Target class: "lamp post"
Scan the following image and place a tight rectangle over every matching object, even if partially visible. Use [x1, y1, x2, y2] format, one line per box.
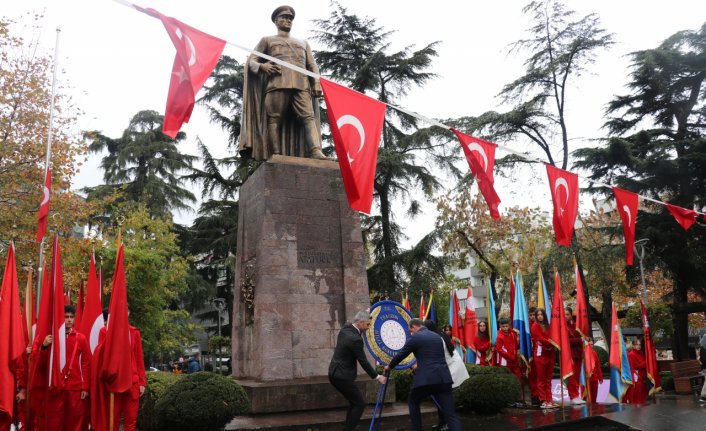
[212, 298, 226, 371]
[634, 239, 649, 305]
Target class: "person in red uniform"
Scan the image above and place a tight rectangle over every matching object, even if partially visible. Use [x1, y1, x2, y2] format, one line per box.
[565, 307, 585, 405]
[527, 307, 539, 405]
[627, 338, 648, 404]
[531, 308, 557, 409]
[586, 338, 603, 404]
[0, 349, 27, 431]
[41, 305, 91, 431]
[97, 309, 147, 431]
[493, 317, 522, 390]
[473, 320, 490, 366]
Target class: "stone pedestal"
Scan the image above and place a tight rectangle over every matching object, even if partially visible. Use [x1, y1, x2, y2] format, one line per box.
[232, 155, 375, 412]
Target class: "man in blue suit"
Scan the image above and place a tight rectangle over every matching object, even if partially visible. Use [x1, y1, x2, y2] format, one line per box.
[385, 318, 462, 431]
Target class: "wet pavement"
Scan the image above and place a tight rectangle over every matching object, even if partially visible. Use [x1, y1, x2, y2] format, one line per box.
[227, 393, 706, 430]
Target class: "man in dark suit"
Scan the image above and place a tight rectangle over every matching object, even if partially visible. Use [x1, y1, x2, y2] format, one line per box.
[385, 318, 462, 431]
[329, 310, 387, 431]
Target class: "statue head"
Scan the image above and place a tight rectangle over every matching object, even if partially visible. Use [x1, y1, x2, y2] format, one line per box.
[271, 5, 295, 23]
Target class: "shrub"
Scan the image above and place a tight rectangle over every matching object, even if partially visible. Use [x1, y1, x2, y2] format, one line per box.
[660, 371, 674, 391]
[138, 371, 183, 431]
[155, 372, 249, 431]
[377, 365, 414, 401]
[455, 365, 520, 414]
[593, 345, 608, 368]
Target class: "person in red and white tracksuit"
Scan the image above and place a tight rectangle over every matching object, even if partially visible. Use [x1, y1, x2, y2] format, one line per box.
[41, 305, 91, 431]
[565, 307, 585, 405]
[493, 317, 522, 393]
[531, 308, 557, 409]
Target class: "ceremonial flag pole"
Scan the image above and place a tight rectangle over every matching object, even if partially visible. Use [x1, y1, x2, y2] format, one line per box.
[24, 267, 34, 426]
[35, 27, 61, 310]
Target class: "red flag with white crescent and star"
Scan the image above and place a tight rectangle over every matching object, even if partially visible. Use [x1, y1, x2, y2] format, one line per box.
[320, 78, 386, 214]
[451, 129, 501, 219]
[134, 6, 226, 138]
[613, 187, 639, 265]
[665, 203, 698, 231]
[35, 169, 51, 243]
[545, 165, 579, 247]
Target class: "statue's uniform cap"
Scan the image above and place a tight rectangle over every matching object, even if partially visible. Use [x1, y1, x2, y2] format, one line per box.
[271, 6, 295, 22]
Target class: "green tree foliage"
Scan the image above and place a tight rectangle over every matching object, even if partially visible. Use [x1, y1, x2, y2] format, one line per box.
[313, 3, 457, 296]
[574, 22, 706, 359]
[101, 206, 194, 362]
[469, 0, 614, 169]
[85, 110, 196, 218]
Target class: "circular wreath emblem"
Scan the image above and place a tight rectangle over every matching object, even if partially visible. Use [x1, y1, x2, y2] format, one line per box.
[363, 300, 416, 369]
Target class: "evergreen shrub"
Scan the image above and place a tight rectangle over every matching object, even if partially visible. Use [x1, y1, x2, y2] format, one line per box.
[155, 372, 249, 431]
[138, 371, 183, 431]
[455, 365, 520, 414]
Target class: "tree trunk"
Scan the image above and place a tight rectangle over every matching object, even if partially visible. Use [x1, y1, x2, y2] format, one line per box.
[600, 291, 612, 349]
[672, 281, 690, 360]
[378, 181, 396, 294]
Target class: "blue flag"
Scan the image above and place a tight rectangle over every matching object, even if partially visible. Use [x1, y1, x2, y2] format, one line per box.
[609, 304, 633, 402]
[486, 277, 498, 347]
[512, 270, 533, 372]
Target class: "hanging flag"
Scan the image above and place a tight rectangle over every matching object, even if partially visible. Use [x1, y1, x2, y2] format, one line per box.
[48, 235, 67, 390]
[640, 301, 661, 396]
[545, 165, 579, 247]
[419, 293, 426, 321]
[132, 5, 226, 138]
[320, 78, 386, 213]
[451, 129, 501, 219]
[609, 303, 633, 402]
[573, 259, 590, 338]
[450, 289, 465, 358]
[665, 203, 698, 231]
[426, 289, 436, 322]
[464, 287, 478, 363]
[76, 280, 85, 328]
[512, 270, 532, 374]
[25, 267, 36, 346]
[79, 254, 104, 353]
[509, 272, 516, 322]
[402, 292, 410, 311]
[486, 277, 498, 347]
[537, 268, 551, 323]
[0, 243, 26, 423]
[612, 187, 639, 265]
[35, 169, 52, 243]
[100, 245, 133, 393]
[549, 271, 573, 382]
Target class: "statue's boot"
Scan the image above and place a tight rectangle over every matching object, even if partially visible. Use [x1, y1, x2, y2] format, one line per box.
[302, 119, 330, 160]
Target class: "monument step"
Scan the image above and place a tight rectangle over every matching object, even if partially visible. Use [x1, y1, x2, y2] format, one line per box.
[226, 402, 437, 431]
[237, 376, 395, 414]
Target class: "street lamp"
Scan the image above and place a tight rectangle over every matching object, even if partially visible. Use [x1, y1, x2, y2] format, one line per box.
[212, 298, 226, 371]
[634, 239, 649, 305]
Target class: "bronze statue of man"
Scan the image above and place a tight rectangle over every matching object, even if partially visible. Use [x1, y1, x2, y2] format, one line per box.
[239, 5, 327, 160]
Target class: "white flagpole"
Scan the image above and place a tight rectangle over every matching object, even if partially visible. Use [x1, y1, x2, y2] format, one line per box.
[36, 27, 61, 309]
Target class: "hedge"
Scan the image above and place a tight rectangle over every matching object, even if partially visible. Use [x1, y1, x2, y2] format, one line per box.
[137, 371, 183, 431]
[155, 372, 249, 431]
[455, 364, 521, 414]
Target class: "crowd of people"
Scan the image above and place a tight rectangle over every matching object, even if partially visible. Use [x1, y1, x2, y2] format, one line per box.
[326, 304, 662, 431]
[2, 306, 146, 431]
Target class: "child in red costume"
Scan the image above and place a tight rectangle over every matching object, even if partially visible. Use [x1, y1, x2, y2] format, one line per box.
[531, 308, 557, 409]
[493, 317, 522, 390]
[473, 320, 491, 366]
[586, 338, 603, 404]
[626, 338, 648, 404]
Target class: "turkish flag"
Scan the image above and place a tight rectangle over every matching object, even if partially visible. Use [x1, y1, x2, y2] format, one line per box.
[134, 6, 225, 138]
[79, 254, 104, 354]
[451, 129, 501, 219]
[451, 290, 465, 349]
[573, 260, 589, 338]
[100, 245, 133, 393]
[464, 287, 478, 351]
[48, 234, 67, 390]
[320, 78, 386, 214]
[665, 203, 698, 231]
[548, 272, 573, 381]
[0, 243, 26, 423]
[545, 165, 579, 247]
[640, 301, 661, 395]
[35, 169, 51, 243]
[613, 187, 639, 265]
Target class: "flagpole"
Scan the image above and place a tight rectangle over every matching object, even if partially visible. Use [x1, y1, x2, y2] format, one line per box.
[36, 27, 61, 310]
[109, 392, 115, 431]
[25, 267, 34, 426]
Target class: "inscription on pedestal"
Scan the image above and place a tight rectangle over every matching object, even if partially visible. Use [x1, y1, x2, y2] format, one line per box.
[297, 250, 340, 268]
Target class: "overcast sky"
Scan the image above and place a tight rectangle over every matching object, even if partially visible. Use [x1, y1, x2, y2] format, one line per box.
[4, 0, 706, 242]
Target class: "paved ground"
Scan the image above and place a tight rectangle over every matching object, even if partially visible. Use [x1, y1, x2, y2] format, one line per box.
[227, 393, 706, 430]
